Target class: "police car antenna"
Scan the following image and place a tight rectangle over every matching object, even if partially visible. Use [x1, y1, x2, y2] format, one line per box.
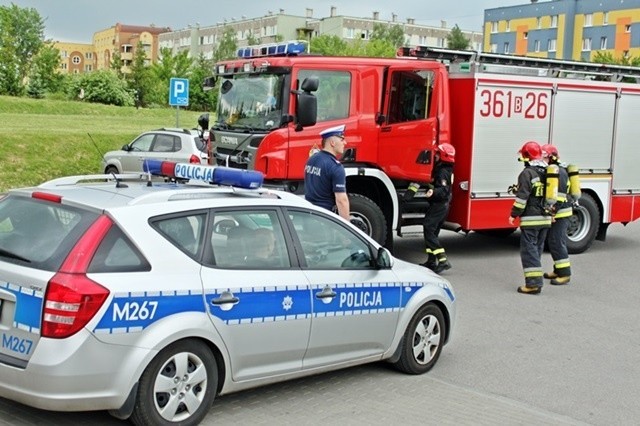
[87, 133, 129, 188]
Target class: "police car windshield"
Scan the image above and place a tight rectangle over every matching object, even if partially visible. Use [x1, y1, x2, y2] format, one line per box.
[216, 74, 284, 131]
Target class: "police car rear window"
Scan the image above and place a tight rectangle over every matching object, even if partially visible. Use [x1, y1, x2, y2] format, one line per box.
[0, 196, 99, 270]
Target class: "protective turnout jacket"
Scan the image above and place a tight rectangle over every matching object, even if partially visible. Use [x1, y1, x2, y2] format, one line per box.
[511, 160, 552, 228]
[430, 163, 454, 204]
[554, 163, 572, 219]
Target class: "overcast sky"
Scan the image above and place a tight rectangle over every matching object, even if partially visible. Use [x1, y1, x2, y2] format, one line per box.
[2, 0, 524, 42]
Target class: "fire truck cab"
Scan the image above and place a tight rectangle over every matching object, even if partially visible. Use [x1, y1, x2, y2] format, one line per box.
[208, 41, 640, 254]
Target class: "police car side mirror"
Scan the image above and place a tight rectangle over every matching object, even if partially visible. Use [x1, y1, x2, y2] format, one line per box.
[375, 247, 393, 269]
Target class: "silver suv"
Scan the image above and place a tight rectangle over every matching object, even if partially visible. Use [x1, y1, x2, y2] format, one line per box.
[101, 128, 208, 174]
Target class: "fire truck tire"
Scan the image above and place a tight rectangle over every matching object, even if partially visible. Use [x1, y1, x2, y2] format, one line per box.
[348, 193, 387, 245]
[566, 192, 599, 254]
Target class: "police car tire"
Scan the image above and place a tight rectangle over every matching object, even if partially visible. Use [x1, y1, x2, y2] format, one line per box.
[392, 303, 445, 375]
[130, 340, 218, 426]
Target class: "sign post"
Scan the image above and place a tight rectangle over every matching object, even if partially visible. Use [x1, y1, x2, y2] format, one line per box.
[169, 78, 189, 127]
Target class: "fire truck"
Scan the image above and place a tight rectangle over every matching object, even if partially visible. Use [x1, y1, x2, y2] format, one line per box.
[206, 41, 640, 253]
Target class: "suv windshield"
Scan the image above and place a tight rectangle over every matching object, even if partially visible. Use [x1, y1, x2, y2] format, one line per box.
[215, 74, 284, 131]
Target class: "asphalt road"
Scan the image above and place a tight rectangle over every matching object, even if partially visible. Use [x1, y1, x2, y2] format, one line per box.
[1, 221, 639, 425]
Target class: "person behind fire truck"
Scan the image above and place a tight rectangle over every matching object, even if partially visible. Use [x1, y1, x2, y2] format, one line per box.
[509, 141, 553, 295]
[541, 144, 576, 285]
[304, 124, 350, 220]
[419, 143, 456, 274]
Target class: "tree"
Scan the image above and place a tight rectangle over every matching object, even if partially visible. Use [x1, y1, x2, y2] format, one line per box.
[110, 50, 124, 78]
[213, 26, 237, 62]
[68, 70, 134, 106]
[0, 4, 45, 96]
[27, 43, 63, 96]
[370, 23, 406, 49]
[189, 54, 216, 111]
[310, 35, 348, 56]
[446, 25, 470, 50]
[151, 47, 193, 106]
[593, 50, 640, 67]
[127, 41, 156, 107]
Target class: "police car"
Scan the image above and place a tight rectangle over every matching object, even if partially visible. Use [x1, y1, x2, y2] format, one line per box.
[0, 161, 456, 426]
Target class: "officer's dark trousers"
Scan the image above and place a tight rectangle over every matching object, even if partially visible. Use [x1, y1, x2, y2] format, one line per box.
[520, 227, 548, 288]
[423, 202, 449, 260]
[547, 217, 571, 277]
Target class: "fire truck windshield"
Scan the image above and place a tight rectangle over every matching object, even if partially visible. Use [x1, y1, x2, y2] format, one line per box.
[215, 74, 284, 131]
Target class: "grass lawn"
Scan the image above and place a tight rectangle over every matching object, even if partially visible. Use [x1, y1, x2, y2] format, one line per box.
[0, 95, 209, 192]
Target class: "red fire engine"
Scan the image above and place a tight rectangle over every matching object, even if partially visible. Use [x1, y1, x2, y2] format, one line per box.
[207, 41, 640, 253]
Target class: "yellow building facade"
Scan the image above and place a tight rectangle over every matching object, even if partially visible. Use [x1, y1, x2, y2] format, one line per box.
[484, 0, 640, 61]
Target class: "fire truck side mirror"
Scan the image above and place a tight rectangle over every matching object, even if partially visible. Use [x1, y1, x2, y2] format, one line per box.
[294, 77, 319, 130]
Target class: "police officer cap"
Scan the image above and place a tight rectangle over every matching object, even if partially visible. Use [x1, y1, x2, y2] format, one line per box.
[320, 124, 345, 140]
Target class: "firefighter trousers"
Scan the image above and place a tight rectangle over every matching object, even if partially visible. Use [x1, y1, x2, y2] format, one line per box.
[520, 227, 549, 288]
[547, 217, 571, 277]
[423, 202, 449, 262]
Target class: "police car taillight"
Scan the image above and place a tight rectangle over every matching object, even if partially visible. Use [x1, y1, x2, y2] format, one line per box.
[42, 215, 112, 339]
[143, 159, 264, 189]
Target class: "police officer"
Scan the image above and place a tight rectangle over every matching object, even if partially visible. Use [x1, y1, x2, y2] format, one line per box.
[304, 124, 350, 220]
[420, 143, 456, 274]
[541, 144, 573, 285]
[509, 141, 553, 295]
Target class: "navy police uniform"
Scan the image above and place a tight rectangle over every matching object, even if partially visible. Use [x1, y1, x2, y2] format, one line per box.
[304, 125, 347, 212]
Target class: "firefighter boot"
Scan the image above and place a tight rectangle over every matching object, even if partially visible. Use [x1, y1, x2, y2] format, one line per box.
[543, 271, 558, 279]
[420, 254, 437, 271]
[433, 258, 452, 274]
[550, 276, 571, 285]
[517, 285, 542, 295]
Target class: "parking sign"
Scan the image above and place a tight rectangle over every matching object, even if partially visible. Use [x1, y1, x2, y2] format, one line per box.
[169, 78, 189, 106]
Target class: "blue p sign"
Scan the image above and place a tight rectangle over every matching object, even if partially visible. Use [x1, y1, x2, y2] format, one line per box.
[169, 78, 189, 106]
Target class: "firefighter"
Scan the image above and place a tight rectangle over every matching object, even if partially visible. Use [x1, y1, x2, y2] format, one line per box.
[304, 124, 350, 220]
[420, 143, 456, 274]
[509, 141, 553, 295]
[541, 144, 574, 285]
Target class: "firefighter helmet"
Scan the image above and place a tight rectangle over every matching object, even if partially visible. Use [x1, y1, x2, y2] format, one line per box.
[437, 143, 456, 163]
[518, 141, 542, 162]
[541, 144, 559, 161]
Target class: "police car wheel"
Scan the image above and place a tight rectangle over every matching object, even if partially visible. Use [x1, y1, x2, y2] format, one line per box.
[392, 303, 445, 375]
[130, 340, 218, 426]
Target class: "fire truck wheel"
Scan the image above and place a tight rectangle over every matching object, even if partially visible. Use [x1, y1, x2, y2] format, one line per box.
[348, 193, 387, 245]
[566, 193, 599, 254]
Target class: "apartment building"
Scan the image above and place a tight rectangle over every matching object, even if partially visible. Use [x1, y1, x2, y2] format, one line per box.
[158, 7, 482, 59]
[54, 42, 95, 74]
[484, 0, 640, 61]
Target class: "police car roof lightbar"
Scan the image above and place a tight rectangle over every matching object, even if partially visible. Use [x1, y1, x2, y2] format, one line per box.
[237, 40, 308, 59]
[143, 160, 264, 189]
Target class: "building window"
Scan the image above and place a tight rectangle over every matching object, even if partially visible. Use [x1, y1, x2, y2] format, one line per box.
[60, 63, 67, 70]
[122, 44, 132, 53]
[548, 39, 557, 52]
[419, 35, 426, 45]
[582, 38, 592, 51]
[85, 52, 93, 59]
[84, 64, 92, 72]
[600, 37, 607, 50]
[603, 12, 609, 25]
[524, 32, 528, 39]
[490, 43, 497, 53]
[625, 25, 631, 33]
[506, 20, 510, 31]
[584, 14, 593, 27]
[534, 40, 540, 52]
[491, 22, 498, 33]
[504, 42, 510, 54]
[72, 55, 81, 64]
[536, 17, 541, 29]
[437, 38, 445, 47]
[551, 15, 558, 28]
[346, 28, 354, 39]
[623, 50, 630, 59]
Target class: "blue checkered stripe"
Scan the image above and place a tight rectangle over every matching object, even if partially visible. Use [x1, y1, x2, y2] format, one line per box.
[0, 281, 43, 334]
[209, 282, 427, 325]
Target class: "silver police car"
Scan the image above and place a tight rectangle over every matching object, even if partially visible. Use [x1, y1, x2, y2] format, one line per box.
[0, 161, 456, 426]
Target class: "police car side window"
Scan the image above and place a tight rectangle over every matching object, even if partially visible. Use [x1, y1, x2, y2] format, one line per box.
[88, 226, 151, 273]
[154, 214, 206, 258]
[288, 210, 373, 269]
[209, 210, 290, 269]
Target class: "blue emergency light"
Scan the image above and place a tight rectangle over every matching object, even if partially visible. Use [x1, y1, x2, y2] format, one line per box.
[236, 40, 308, 58]
[143, 160, 264, 189]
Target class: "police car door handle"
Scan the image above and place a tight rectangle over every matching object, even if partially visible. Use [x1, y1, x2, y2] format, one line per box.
[211, 292, 239, 306]
[315, 285, 336, 300]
